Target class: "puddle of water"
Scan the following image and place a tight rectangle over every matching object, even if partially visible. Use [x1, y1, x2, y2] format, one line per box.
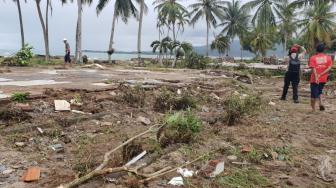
[0, 78, 13, 82]
[40, 70, 58, 75]
[0, 80, 70, 87]
[92, 83, 112, 87]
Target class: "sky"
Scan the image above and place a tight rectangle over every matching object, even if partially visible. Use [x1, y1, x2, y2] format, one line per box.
[0, 0, 217, 55]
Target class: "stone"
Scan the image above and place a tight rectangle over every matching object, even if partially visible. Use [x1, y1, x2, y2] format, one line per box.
[15, 142, 25, 147]
[227, 155, 238, 161]
[210, 93, 220, 100]
[2, 169, 14, 175]
[137, 116, 151, 125]
[22, 167, 40, 182]
[168, 177, 184, 186]
[101, 122, 113, 126]
[241, 145, 253, 153]
[0, 165, 6, 173]
[15, 103, 33, 112]
[202, 106, 210, 112]
[54, 100, 71, 111]
[109, 91, 117, 96]
[50, 144, 64, 153]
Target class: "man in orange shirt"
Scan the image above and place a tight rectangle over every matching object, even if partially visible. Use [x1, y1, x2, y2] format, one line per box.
[309, 44, 333, 112]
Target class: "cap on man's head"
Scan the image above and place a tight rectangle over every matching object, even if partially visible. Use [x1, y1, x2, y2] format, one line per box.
[63, 38, 67, 41]
[316, 43, 325, 53]
[290, 47, 298, 53]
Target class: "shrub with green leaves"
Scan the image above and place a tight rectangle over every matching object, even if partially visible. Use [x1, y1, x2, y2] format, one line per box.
[180, 52, 211, 69]
[158, 110, 202, 146]
[154, 88, 197, 112]
[224, 94, 263, 126]
[15, 44, 34, 66]
[11, 92, 29, 103]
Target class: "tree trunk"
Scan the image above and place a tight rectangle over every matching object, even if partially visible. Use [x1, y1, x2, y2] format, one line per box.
[75, 0, 82, 64]
[16, 0, 25, 49]
[137, 0, 144, 66]
[35, 0, 49, 62]
[284, 33, 287, 58]
[108, 9, 117, 64]
[240, 46, 243, 62]
[45, 0, 50, 62]
[172, 24, 176, 42]
[206, 23, 209, 57]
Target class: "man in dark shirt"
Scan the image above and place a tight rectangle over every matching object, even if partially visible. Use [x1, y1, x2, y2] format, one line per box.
[63, 38, 71, 64]
[281, 44, 306, 103]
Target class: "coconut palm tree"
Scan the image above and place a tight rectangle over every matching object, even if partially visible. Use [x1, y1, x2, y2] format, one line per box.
[137, 0, 148, 64]
[298, 0, 336, 53]
[35, 0, 52, 62]
[274, 0, 297, 57]
[242, 0, 282, 31]
[211, 35, 230, 58]
[153, 0, 189, 42]
[171, 41, 193, 67]
[151, 36, 173, 64]
[218, 0, 249, 61]
[189, 0, 226, 57]
[12, 0, 27, 49]
[250, 28, 274, 57]
[291, 0, 336, 7]
[97, 0, 138, 63]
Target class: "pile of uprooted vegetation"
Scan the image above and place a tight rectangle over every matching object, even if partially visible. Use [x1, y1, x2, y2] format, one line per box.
[0, 79, 267, 187]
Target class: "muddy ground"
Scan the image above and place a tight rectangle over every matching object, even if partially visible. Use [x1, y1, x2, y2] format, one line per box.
[0, 65, 335, 188]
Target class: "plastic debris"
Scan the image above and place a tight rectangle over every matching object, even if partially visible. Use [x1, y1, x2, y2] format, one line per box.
[177, 168, 194, 177]
[54, 100, 71, 111]
[168, 177, 184, 186]
[137, 116, 151, 125]
[37, 127, 44, 134]
[50, 144, 64, 153]
[125, 151, 147, 167]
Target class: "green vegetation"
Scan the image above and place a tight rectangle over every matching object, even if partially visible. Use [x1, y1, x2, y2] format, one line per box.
[154, 88, 197, 112]
[158, 110, 202, 146]
[224, 93, 263, 126]
[15, 44, 33, 66]
[180, 52, 211, 69]
[120, 85, 146, 108]
[11, 92, 29, 103]
[217, 168, 271, 188]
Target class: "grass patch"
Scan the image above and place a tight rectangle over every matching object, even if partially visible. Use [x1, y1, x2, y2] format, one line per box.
[73, 135, 97, 177]
[120, 85, 146, 108]
[223, 93, 263, 126]
[158, 110, 202, 147]
[11, 92, 29, 103]
[154, 87, 197, 112]
[217, 168, 271, 188]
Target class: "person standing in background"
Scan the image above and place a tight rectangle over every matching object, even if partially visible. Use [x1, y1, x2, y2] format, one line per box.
[63, 38, 71, 65]
[281, 44, 307, 103]
[309, 43, 333, 112]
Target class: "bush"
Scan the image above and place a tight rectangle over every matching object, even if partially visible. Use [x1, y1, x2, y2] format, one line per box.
[15, 44, 34, 66]
[180, 52, 211, 69]
[11, 92, 29, 103]
[154, 88, 196, 112]
[120, 85, 146, 108]
[223, 94, 263, 126]
[158, 110, 202, 146]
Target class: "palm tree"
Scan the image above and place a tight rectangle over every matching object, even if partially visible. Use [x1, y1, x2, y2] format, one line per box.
[151, 36, 173, 65]
[242, 0, 282, 31]
[12, 0, 26, 49]
[218, 0, 249, 61]
[211, 35, 230, 58]
[171, 41, 193, 67]
[291, 0, 336, 7]
[153, 0, 189, 42]
[97, 0, 138, 63]
[35, 0, 52, 62]
[189, 0, 226, 57]
[274, 0, 297, 57]
[298, 0, 336, 53]
[137, 0, 148, 64]
[250, 28, 274, 57]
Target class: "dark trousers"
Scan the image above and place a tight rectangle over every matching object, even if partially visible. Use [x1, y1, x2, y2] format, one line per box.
[281, 72, 300, 100]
